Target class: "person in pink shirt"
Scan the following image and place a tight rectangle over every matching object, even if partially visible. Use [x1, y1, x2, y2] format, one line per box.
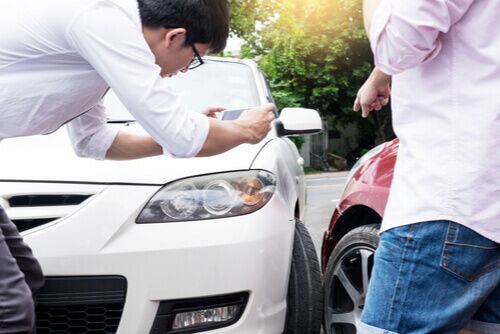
[354, 0, 499, 333]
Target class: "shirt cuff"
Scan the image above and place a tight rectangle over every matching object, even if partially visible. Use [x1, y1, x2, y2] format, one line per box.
[162, 112, 210, 158]
[86, 126, 120, 160]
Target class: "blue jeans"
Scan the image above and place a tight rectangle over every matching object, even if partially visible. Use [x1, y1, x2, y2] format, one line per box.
[360, 221, 500, 334]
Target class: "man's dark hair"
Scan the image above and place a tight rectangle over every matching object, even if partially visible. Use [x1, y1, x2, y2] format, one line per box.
[137, 0, 230, 53]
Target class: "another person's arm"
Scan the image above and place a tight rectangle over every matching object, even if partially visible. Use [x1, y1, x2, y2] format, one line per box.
[353, 68, 391, 118]
[364, 0, 475, 75]
[356, 0, 475, 117]
[362, 0, 382, 36]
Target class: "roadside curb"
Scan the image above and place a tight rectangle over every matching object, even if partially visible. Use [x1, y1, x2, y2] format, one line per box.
[305, 171, 349, 179]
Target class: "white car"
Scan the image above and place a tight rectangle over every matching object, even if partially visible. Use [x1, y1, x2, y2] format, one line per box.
[0, 57, 323, 334]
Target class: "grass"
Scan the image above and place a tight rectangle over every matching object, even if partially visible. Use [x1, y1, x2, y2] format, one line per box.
[304, 167, 325, 174]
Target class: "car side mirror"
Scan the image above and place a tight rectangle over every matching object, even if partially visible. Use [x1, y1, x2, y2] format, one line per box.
[275, 108, 323, 137]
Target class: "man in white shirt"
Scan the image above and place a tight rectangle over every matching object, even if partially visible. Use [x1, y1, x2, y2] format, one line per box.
[353, 0, 499, 333]
[0, 0, 275, 332]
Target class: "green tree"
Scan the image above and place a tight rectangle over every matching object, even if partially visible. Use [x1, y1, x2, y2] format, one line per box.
[229, 0, 395, 161]
[229, 0, 281, 53]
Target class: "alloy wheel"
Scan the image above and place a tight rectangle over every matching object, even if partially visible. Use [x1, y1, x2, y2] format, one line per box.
[324, 244, 376, 334]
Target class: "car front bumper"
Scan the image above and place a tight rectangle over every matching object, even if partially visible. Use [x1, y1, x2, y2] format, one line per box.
[7, 182, 297, 334]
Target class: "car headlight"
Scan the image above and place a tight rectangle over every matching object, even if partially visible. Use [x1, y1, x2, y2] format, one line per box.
[137, 170, 276, 223]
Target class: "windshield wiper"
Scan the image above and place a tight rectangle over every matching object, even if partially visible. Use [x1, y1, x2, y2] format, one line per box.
[107, 120, 136, 124]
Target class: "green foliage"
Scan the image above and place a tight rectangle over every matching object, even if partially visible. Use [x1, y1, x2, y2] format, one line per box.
[229, 0, 395, 157]
[229, 0, 282, 52]
[288, 136, 305, 151]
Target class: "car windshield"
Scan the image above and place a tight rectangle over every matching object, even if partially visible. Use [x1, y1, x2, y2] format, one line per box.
[105, 60, 261, 122]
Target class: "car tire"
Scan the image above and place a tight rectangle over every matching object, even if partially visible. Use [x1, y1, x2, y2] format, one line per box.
[284, 220, 323, 334]
[323, 224, 380, 334]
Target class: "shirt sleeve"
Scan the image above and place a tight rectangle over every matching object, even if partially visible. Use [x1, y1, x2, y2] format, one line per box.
[65, 3, 209, 158]
[370, 0, 475, 75]
[66, 102, 119, 160]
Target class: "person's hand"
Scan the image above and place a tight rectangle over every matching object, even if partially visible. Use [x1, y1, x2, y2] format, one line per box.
[354, 68, 392, 118]
[202, 107, 226, 118]
[235, 103, 276, 144]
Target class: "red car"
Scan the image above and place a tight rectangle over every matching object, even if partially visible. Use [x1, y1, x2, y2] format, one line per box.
[321, 139, 399, 334]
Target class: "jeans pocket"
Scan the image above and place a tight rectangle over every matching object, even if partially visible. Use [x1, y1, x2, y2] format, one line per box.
[440, 222, 500, 282]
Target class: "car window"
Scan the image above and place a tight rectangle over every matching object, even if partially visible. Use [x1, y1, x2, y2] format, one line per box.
[105, 60, 261, 122]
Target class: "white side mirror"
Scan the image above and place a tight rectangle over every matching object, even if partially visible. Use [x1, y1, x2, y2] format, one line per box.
[276, 108, 322, 137]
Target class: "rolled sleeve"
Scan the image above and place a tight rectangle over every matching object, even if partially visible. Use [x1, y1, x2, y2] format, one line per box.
[66, 3, 209, 159]
[370, 0, 475, 75]
[163, 108, 210, 158]
[66, 103, 119, 160]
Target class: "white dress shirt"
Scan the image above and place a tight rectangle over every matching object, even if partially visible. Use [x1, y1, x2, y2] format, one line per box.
[371, 0, 500, 242]
[0, 0, 209, 160]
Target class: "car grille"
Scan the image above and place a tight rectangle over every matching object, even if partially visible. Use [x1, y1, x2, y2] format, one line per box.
[36, 276, 127, 334]
[12, 218, 59, 232]
[1, 193, 95, 232]
[8, 194, 92, 207]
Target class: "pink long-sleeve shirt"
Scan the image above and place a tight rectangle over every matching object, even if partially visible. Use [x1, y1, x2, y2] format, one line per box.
[370, 0, 500, 243]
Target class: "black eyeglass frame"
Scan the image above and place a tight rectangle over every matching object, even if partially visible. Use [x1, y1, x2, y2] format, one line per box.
[187, 43, 205, 70]
[162, 25, 206, 70]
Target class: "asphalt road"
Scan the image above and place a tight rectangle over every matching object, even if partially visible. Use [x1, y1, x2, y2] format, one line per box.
[303, 172, 349, 259]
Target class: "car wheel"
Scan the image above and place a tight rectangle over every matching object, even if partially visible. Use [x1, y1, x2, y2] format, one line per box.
[284, 220, 323, 334]
[323, 224, 380, 334]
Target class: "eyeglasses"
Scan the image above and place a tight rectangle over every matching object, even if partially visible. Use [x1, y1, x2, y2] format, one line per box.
[187, 43, 205, 70]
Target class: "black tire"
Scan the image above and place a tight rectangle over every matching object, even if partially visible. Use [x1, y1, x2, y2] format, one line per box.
[284, 220, 323, 334]
[323, 224, 380, 334]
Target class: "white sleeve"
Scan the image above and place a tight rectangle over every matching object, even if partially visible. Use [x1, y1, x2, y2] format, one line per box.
[65, 4, 209, 158]
[66, 102, 119, 160]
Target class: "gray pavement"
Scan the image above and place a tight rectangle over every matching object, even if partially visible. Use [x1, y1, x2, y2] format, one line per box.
[303, 172, 348, 258]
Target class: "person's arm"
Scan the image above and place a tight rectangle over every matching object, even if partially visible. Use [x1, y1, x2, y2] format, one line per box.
[105, 132, 162, 160]
[353, 67, 391, 118]
[362, 0, 382, 36]
[197, 104, 275, 157]
[67, 102, 273, 161]
[105, 104, 275, 160]
[365, 0, 475, 75]
[66, 103, 119, 160]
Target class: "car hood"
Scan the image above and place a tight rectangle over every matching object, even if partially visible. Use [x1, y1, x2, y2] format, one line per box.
[0, 123, 270, 185]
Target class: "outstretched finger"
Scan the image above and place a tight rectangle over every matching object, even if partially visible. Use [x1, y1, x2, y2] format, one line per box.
[353, 96, 361, 112]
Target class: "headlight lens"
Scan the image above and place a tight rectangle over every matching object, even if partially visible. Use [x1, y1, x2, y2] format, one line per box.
[137, 170, 276, 223]
[202, 180, 234, 215]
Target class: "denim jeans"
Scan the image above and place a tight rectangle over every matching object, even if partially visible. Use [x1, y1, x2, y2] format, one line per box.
[360, 221, 499, 334]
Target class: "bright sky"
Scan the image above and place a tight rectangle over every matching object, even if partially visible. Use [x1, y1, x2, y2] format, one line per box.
[225, 36, 244, 54]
